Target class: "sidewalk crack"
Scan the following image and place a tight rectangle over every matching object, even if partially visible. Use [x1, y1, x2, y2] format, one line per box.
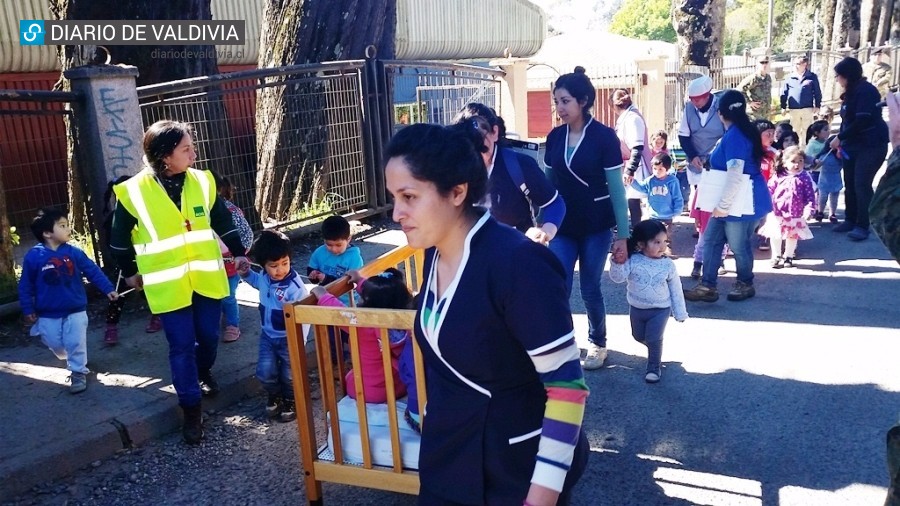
[109, 418, 133, 449]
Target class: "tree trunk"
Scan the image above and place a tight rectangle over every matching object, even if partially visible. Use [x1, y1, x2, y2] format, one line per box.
[672, 0, 725, 67]
[877, 0, 896, 45]
[0, 164, 16, 301]
[860, 0, 878, 48]
[894, 0, 900, 43]
[255, 0, 396, 223]
[821, 0, 838, 51]
[848, 0, 862, 48]
[50, 0, 253, 256]
[832, 0, 854, 50]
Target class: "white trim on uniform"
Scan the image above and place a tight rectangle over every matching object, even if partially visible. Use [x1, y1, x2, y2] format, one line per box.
[420, 212, 493, 398]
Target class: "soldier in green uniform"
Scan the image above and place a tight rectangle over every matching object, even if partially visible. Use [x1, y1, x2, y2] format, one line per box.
[738, 55, 773, 121]
[862, 48, 892, 99]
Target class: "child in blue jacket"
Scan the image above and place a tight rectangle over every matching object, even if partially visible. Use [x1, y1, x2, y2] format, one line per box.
[239, 230, 309, 422]
[629, 152, 685, 224]
[17, 208, 118, 394]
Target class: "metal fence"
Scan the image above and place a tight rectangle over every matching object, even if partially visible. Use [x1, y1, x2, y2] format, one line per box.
[137, 61, 372, 231]
[383, 61, 505, 130]
[0, 89, 85, 302]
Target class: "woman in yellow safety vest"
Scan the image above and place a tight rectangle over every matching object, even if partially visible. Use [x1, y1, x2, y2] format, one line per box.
[110, 120, 249, 444]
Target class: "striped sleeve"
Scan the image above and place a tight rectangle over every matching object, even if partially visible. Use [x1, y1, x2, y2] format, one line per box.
[527, 337, 589, 492]
[505, 241, 589, 493]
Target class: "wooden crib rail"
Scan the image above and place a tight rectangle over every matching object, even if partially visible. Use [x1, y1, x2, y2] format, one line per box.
[285, 243, 426, 505]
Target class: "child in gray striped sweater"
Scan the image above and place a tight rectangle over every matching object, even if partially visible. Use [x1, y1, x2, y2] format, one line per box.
[609, 219, 688, 383]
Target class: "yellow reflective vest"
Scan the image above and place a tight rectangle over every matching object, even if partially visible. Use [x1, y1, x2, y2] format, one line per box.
[114, 167, 228, 314]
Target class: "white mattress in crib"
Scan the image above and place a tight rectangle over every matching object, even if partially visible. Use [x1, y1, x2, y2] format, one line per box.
[325, 396, 421, 470]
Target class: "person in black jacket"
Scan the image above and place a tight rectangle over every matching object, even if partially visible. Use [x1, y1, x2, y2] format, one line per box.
[829, 57, 890, 241]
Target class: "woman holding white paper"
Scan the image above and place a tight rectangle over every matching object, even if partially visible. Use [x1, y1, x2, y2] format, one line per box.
[684, 90, 773, 303]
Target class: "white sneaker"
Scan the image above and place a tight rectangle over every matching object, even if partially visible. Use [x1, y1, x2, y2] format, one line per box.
[582, 344, 608, 370]
[645, 372, 661, 383]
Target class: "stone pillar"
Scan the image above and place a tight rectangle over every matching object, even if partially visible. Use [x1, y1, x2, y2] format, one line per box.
[63, 65, 143, 260]
[493, 58, 530, 139]
[636, 57, 667, 134]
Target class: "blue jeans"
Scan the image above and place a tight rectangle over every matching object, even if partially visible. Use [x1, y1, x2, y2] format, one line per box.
[33, 311, 89, 374]
[159, 293, 222, 407]
[701, 218, 760, 287]
[222, 274, 240, 327]
[257, 331, 294, 400]
[549, 229, 613, 347]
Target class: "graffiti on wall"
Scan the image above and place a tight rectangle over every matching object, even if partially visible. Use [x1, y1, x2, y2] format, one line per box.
[98, 87, 135, 176]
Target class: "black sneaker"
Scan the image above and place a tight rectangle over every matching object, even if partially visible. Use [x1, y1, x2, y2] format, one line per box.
[265, 394, 281, 418]
[278, 399, 296, 423]
[726, 281, 756, 301]
[198, 371, 220, 397]
[757, 237, 770, 251]
[182, 404, 204, 445]
[690, 262, 702, 280]
[771, 256, 784, 269]
[783, 257, 795, 268]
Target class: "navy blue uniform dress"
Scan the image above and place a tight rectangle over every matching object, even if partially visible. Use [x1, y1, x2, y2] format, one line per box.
[488, 148, 561, 233]
[415, 212, 589, 505]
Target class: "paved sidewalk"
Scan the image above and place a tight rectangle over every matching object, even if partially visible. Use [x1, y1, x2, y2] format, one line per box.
[0, 226, 403, 500]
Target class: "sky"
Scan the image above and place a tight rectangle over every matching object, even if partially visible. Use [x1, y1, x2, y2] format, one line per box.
[527, 0, 623, 33]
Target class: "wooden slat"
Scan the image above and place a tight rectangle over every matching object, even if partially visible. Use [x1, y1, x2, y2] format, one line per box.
[348, 327, 373, 469]
[293, 305, 416, 328]
[283, 304, 323, 503]
[380, 327, 404, 472]
[313, 462, 420, 495]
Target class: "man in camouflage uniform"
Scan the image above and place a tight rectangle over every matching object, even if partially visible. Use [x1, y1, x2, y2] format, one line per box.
[862, 48, 892, 99]
[738, 55, 772, 121]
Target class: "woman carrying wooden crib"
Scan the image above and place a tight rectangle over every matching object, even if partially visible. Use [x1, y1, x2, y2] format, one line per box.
[384, 123, 590, 506]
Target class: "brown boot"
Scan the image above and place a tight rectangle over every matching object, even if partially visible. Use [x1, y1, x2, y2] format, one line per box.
[182, 404, 203, 445]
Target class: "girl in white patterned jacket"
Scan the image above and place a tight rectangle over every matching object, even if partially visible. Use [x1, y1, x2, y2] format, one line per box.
[609, 219, 688, 383]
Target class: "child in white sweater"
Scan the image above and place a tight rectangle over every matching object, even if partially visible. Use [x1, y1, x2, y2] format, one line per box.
[610, 219, 688, 383]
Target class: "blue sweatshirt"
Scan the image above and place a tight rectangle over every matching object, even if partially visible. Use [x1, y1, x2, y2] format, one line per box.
[242, 269, 309, 338]
[18, 243, 115, 318]
[629, 174, 684, 220]
[307, 244, 364, 284]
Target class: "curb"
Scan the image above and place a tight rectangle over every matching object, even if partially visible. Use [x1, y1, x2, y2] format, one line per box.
[0, 365, 262, 499]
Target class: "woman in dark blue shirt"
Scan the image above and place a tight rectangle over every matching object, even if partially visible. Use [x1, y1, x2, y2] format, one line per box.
[684, 90, 773, 303]
[385, 123, 589, 505]
[829, 56, 890, 241]
[453, 103, 566, 244]
[544, 67, 630, 371]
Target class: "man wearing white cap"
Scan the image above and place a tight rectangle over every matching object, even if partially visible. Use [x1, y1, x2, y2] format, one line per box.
[678, 75, 726, 188]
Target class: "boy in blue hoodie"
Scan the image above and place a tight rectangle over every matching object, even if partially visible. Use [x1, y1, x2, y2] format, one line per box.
[238, 230, 309, 422]
[17, 208, 118, 394]
[629, 152, 685, 224]
[307, 216, 363, 294]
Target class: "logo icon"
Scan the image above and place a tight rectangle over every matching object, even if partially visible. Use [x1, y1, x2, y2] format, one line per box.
[20, 20, 44, 45]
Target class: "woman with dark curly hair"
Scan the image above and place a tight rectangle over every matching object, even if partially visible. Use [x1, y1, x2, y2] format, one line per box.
[829, 56, 890, 241]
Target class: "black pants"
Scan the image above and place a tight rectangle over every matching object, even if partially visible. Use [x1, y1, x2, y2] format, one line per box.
[628, 198, 643, 229]
[843, 143, 888, 229]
